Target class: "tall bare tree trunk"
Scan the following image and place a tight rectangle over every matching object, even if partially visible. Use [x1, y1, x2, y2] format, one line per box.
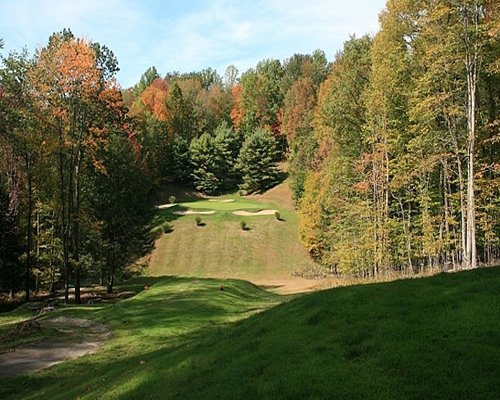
[25, 156, 32, 302]
[463, 3, 481, 269]
[73, 148, 82, 304]
[58, 125, 69, 303]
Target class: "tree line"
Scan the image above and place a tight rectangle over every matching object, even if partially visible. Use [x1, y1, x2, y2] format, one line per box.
[295, 0, 499, 277]
[1, 0, 499, 301]
[0, 30, 152, 301]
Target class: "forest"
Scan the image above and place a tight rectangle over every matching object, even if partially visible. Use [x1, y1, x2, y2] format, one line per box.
[0, 0, 499, 302]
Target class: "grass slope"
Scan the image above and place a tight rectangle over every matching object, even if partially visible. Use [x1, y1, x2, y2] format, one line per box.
[148, 192, 316, 279]
[1, 267, 499, 399]
[0, 277, 282, 399]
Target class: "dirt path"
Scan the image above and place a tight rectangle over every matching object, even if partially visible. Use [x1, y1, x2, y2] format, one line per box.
[0, 317, 109, 379]
[245, 276, 321, 294]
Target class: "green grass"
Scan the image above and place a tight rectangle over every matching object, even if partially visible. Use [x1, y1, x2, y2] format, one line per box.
[148, 192, 317, 279]
[0, 277, 282, 399]
[179, 199, 262, 211]
[1, 268, 499, 399]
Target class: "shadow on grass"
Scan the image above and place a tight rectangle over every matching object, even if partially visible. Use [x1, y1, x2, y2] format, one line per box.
[251, 170, 290, 195]
[0, 276, 282, 399]
[153, 182, 205, 204]
[2, 269, 500, 399]
[150, 206, 186, 224]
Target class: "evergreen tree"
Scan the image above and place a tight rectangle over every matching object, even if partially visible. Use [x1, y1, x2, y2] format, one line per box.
[237, 129, 279, 194]
[190, 133, 221, 194]
[214, 121, 241, 189]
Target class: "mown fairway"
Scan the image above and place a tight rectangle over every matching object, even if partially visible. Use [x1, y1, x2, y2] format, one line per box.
[1, 267, 499, 399]
[148, 191, 317, 280]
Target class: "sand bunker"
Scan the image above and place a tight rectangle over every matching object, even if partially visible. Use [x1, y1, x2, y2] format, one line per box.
[208, 199, 235, 203]
[157, 204, 177, 209]
[173, 210, 216, 215]
[232, 209, 278, 216]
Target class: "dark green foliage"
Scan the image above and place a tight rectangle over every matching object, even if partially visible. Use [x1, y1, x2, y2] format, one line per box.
[88, 133, 153, 293]
[167, 136, 192, 182]
[237, 129, 280, 194]
[288, 133, 317, 202]
[190, 122, 241, 194]
[0, 175, 23, 294]
[274, 211, 281, 221]
[214, 121, 242, 189]
[91, 42, 119, 82]
[136, 117, 170, 182]
[167, 83, 195, 141]
[240, 220, 247, 230]
[195, 216, 202, 226]
[190, 133, 221, 194]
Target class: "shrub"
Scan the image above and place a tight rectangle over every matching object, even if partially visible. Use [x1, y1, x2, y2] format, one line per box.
[195, 216, 202, 226]
[161, 222, 172, 234]
[152, 221, 172, 235]
[240, 220, 247, 231]
[168, 195, 176, 204]
[274, 211, 281, 221]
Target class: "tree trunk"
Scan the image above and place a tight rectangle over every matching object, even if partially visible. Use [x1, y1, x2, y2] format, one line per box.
[58, 125, 70, 303]
[73, 155, 81, 304]
[25, 156, 32, 302]
[463, 4, 480, 270]
[445, 113, 467, 269]
[107, 265, 115, 294]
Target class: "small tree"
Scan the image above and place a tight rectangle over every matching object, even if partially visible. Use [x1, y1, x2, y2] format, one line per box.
[237, 129, 280, 194]
[168, 195, 176, 204]
[240, 220, 248, 231]
[195, 216, 202, 226]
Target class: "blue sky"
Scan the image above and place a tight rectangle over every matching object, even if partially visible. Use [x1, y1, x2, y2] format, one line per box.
[0, 0, 387, 88]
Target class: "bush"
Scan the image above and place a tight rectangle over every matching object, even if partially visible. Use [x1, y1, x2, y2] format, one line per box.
[240, 220, 247, 231]
[195, 216, 202, 226]
[161, 222, 172, 234]
[274, 211, 281, 221]
[151, 221, 172, 235]
[168, 195, 176, 204]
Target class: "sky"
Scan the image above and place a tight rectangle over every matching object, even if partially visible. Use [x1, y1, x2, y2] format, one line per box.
[0, 0, 387, 88]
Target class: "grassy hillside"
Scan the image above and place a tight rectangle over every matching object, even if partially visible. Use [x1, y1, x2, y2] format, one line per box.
[0, 277, 282, 399]
[1, 267, 499, 399]
[148, 189, 318, 280]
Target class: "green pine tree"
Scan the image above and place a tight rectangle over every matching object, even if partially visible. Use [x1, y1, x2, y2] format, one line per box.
[237, 129, 279, 194]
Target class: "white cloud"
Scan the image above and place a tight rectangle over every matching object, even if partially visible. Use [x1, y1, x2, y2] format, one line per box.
[0, 0, 386, 87]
